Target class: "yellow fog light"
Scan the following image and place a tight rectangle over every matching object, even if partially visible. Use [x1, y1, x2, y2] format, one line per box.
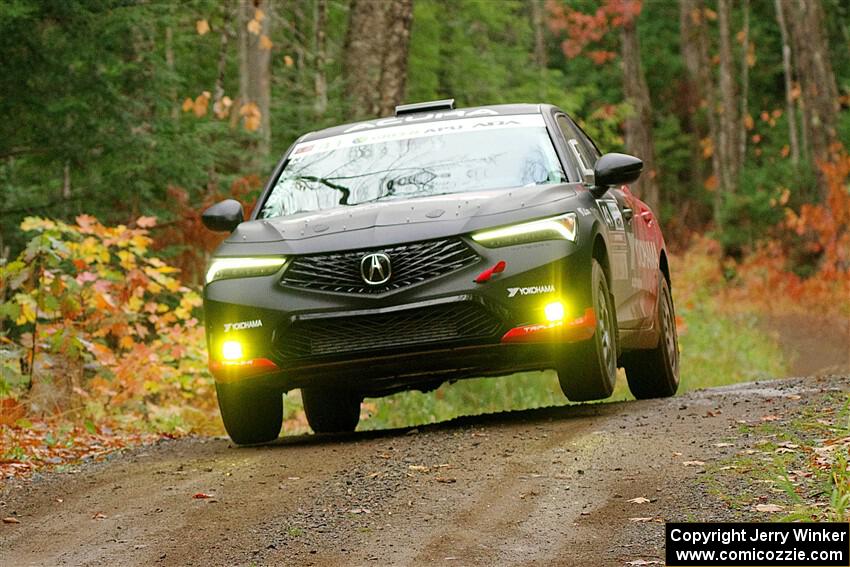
[221, 340, 244, 361]
[544, 301, 565, 322]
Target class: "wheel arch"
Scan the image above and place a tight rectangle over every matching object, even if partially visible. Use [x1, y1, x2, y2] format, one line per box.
[591, 230, 611, 285]
[659, 249, 671, 288]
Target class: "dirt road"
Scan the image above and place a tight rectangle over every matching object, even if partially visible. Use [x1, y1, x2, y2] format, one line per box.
[2, 374, 847, 567]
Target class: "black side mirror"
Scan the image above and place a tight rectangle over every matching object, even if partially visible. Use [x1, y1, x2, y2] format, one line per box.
[202, 199, 244, 232]
[591, 153, 643, 197]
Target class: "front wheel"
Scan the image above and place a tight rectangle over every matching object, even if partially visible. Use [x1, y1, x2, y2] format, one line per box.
[556, 259, 619, 402]
[623, 272, 679, 399]
[301, 388, 362, 434]
[216, 382, 283, 445]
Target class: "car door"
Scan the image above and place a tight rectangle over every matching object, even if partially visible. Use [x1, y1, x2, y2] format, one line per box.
[619, 185, 662, 327]
[553, 114, 644, 329]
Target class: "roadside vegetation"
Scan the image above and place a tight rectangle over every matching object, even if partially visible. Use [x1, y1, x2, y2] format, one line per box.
[705, 389, 850, 522]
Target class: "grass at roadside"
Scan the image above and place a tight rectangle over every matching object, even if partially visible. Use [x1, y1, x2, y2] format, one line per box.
[706, 389, 850, 521]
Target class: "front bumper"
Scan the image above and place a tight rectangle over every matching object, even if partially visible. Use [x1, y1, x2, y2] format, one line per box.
[203, 237, 595, 394]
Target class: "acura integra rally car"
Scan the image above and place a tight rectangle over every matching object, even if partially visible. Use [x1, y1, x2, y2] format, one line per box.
[202, 100, 679, 444]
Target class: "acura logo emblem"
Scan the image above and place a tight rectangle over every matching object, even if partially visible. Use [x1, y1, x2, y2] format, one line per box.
[360, 252, 392, 285]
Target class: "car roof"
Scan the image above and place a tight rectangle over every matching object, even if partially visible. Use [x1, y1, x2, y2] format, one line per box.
[301, 103, 550, 141]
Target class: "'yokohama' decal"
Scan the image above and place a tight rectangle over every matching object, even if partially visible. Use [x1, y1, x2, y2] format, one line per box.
[507, 284, 555, 298]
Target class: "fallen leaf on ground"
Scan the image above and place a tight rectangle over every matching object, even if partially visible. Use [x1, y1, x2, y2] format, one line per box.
[2, 517, 20, 524]
[628, 497, 651, 504]
[92, 512, 107, 520]
[755, 504, 784, 513]
[192, 492, 214, 499]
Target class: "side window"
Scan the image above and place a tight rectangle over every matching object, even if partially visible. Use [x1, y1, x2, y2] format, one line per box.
[556, 115, 595, 184]
[571, 119, 601, 161]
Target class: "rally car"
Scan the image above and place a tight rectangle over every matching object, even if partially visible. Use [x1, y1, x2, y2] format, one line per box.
[202, 100, 679, 444]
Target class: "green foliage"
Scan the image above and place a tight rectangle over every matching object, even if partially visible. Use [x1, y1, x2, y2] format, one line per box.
[0, 215, 213, 427]
[0, 0, 253, 251]
[676, 305, 786, 390]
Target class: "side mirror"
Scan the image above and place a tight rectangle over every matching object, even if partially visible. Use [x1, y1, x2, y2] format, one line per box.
[202, 199, 244, 232]
[592, 153, 643, 197]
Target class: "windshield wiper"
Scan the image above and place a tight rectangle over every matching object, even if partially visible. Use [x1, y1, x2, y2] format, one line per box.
[294, 175, 352, 205]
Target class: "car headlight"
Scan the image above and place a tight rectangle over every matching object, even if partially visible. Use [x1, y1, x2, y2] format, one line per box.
[205, 257, 287, 284]
[471, 212, 577, 247]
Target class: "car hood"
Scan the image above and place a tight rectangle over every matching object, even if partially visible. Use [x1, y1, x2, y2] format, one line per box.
[221, 183, 581, 255]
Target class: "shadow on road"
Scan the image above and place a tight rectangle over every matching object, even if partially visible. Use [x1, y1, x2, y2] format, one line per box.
[252, 397, 630, 450]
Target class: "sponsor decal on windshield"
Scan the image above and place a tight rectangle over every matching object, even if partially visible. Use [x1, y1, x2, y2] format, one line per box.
[290, 114, 547, 159]
[343, 108, 500, 133]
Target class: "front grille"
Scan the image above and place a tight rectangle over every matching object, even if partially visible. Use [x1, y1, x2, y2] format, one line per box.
[281, 237, 479, 294]
[275, 301, 503, 359]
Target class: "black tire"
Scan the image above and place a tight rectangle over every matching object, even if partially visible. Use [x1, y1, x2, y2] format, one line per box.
[556, 259, 618, 401]
[623, 272, 680, 399]
[216, 382, 283, 445]
[301, 388, 361, 434]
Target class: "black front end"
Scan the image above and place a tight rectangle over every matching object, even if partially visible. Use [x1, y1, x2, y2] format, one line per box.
[204, 230, 595, 397]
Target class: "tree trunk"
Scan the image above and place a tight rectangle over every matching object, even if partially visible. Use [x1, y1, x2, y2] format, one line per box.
[238, 0, 273, 156]
[377, 0, 413, 116]
[214, 3, 232, 107]
[344, 0, 388, 119]
[738, 0, 750, 165]
[717, 0, 740, 198]
[774, 0, 800, 166]
[165, 25, 178, 120]
[689, 0, 724, 227]
[313, 0, 328, 116]
[620, 15, 659, 213]
[781, 0, 840, 197]
[679, 0, 706, 193]
[344, 0, 413, 119]
[529, 0, 547, 98]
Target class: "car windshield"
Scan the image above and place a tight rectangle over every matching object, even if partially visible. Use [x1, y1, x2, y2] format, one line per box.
[258, 114, 567, 219]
